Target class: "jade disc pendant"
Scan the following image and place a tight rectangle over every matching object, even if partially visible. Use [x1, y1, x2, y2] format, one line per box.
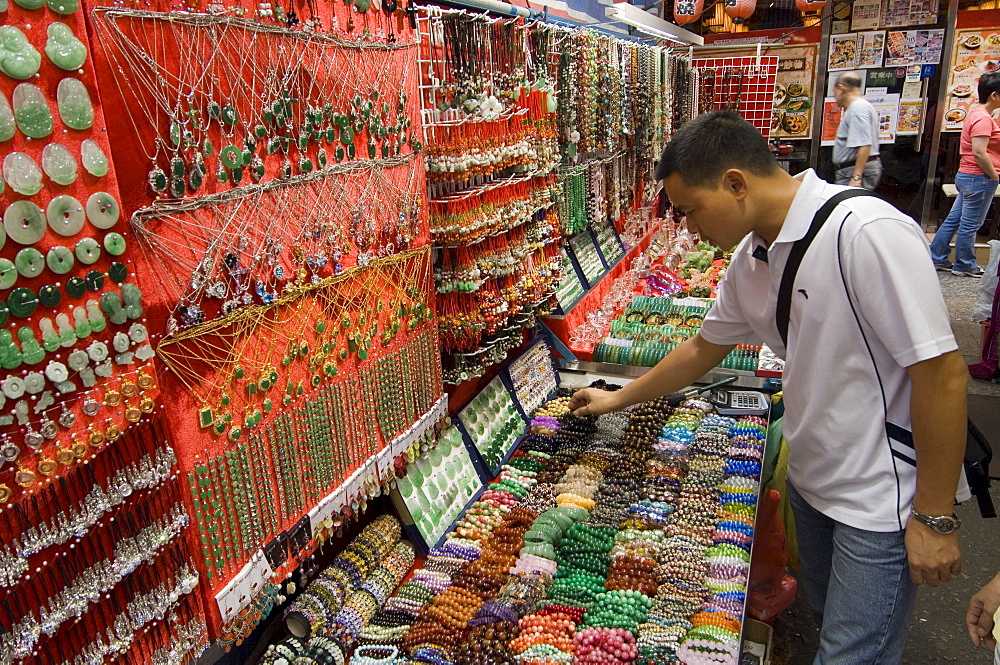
[46, 195, 85, 236]
[0, 94, 13, 142]
[80, 139, 108, 176]
[45, 23, 87, 71]
[0, 27, 41, 80]
[74, 237, 100, 264]
[0, 260, 16, 289]
[56, 78, 93, 131]
[5, 201, 45, 245]
[3, 152, 43, 196]
[86, 192, 119, 229]
[46, 246, 74, 274]
[41, 143, 78, 185]
[15, 248, 44, 278]
[13, 83, 53, 139]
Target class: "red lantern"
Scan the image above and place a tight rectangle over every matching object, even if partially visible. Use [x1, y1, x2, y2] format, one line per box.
[724, 0, 757, 22]
[795, 0, 826, 12]
[674, 0, 705, 25]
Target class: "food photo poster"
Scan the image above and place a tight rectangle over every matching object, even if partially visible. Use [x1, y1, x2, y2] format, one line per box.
[772, 45, 819, 139]
[945, 29, 1000, 131]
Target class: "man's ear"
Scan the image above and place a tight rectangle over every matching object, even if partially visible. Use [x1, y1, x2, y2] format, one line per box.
[723, 169, 750, 202]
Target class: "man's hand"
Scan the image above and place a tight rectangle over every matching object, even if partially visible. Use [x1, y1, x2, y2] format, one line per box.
[848, 180, 863, 188]
[967, 572, 1000, 649]
[904, 518, 961, 586]
[567, 388, 622, 417]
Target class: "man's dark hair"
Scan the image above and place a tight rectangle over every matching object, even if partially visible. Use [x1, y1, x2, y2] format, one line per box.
[654, 109, 780, 186]
[978, 72, 1000, 104]
[836, 72, 863, 90]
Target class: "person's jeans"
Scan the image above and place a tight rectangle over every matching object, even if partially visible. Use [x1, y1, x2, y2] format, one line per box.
[930, 172, 999, 272]
[835, 159, 883, 190]
[787, 483, 917, 665]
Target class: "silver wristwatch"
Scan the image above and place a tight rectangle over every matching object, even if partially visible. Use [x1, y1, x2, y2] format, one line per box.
[909, 506, 962, 534]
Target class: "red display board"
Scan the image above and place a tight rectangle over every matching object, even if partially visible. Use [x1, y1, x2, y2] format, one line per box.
[692, 55, 781, 139]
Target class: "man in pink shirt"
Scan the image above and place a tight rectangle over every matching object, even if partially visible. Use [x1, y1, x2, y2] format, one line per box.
[930, 72, 1000, 277]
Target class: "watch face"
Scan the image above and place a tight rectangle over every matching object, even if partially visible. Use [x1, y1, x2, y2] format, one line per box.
[931, 516, 958, 534]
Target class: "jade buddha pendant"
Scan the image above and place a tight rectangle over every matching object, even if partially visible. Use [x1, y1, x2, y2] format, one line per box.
[0, 27, 41, 80]
[13, 83, 53, 138]
[0, 94, 13, 142]
[56, 78, 93, 131]
[41, 143, 78, 185]
[45, 23, 86, 71]
[46, 0, 79, 14]
[80, 139, 108, 176]
[3, 152, 43, 196]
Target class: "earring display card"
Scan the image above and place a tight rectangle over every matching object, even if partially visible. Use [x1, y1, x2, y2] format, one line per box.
[395, 425, 482, 546]
[505, 339, 559, 416]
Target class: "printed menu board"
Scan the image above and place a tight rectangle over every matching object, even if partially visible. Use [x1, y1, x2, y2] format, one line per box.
[858, 32, 886, 68]
[821, 94, 901, 145]
[885, 29, 945, 67]
[897, 98, 924, 135]
[829, 32, 887, 70]
[822, 99, 843, 146]
[944, 29, 1000, 131]
[882, 0, 939, 28]
[771, 45, 819, 140]
[829, 33, 859, 71]
[851, 0, 882, 31]
[868, 94, 902, 143]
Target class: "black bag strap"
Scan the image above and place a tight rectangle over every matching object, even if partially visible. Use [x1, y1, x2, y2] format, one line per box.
[776, 189, 878, 348]
[966, 418, 996, 518]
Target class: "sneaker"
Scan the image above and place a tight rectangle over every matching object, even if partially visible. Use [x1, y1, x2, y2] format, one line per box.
[951, 267, 986, 277]
[934, 263, 952, 272]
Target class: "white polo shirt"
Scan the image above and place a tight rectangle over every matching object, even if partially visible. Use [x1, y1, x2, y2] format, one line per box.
[700, 169, 960, 532]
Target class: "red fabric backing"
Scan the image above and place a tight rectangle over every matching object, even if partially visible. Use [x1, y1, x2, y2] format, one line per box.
[79, 0, 434, 634]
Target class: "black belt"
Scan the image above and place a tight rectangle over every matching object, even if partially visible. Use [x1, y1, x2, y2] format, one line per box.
[835, 155, 880, 169]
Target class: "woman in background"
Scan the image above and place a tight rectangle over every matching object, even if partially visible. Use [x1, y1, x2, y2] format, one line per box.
[930, 72, 1000, 277]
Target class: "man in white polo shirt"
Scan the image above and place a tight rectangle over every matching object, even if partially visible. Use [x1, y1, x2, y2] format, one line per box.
[569, 110, 969, 664]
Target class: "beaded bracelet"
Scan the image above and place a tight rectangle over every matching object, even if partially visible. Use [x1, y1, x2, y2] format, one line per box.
[352, 645, 401, 665]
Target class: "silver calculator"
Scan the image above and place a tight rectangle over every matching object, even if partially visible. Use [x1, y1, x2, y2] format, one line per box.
[710, 389, 770, 416]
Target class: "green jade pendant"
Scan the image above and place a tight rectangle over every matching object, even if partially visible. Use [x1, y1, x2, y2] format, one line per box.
[0, 94, 14, 142]
[46, 0, 79, 14]
[74, 237, 100, 264]
[80, 139, 108, 176]
[0, 27, 41, 80]
[12, 0, 45, 8]
[41, 143, 78, 185]
[0, 260, 15, 289]
[13, 83, 53, 138]
[45, 23, 87, 71]
[56, 78, 93, 130]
